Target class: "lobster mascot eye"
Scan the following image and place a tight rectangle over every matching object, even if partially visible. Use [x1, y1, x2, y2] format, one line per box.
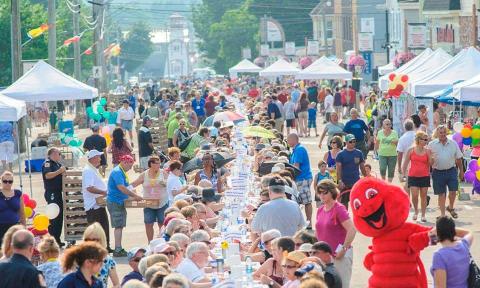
[350, 177, 432, 288]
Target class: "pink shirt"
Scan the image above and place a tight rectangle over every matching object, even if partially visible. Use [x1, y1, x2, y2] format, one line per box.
[315, 202, 349, 253]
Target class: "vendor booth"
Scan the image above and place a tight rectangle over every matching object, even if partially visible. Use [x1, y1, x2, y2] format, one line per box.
[259, 58, 300, 77]
[229, 59, 262, 78]
[295, 56, 352, 80]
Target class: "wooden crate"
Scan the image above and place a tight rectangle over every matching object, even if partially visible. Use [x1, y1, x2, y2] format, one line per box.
[62, 170, 89, 242]
[96, 197, 160, 208]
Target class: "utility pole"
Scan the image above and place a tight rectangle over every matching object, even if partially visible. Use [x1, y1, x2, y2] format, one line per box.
[48, 0, 56, 67]
[334, 0, 343, 58]
[322, 4, 328, 56]
[93, 0, 105, 93]
[352, 0, 358, 55]
[385, 10, 391, 63]
[404, 18, 408, 52]
[72, 0, 83, 121]
[11, 0, 22, 81]
[473, 4, 478, 47]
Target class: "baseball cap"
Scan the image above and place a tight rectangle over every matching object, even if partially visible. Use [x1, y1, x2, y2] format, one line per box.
[127, 247, 146, 261]
[143, 115, 152, 124]
[298, 243, 313, 253]
[175, 101, 183, 108]
[119, 154, 135, 163]
[345, 134, 356, 142]
[87, 149, 103, 159]
[154, 243, 173, 254]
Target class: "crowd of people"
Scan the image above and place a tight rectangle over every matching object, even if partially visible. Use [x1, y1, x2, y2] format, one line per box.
[0, 77, 476, 288]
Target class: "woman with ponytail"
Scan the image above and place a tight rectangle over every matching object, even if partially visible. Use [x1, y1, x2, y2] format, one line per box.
[37, 235, 63, 287]
[57, 242, 107, 288]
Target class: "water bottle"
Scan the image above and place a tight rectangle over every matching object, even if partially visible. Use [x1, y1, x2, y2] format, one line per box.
[245, 256, 253, 282]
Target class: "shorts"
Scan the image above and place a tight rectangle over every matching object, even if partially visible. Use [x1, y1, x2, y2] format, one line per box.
[0, 141, 15, 163]
[286, 119, 295, 128]
[139, 156, 149, 170]
[296, 179, 312, 204]
[408, 176, 431, 188]
[298, 111, 308, 119]
[308, 119, 316, 128]
[121, 120, 133, 131]
[107, 201, 127, 228]
[143, 203, 169, 224]
[432, 167, 458, 195]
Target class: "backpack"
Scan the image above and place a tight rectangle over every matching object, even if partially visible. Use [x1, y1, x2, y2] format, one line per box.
[468, 252, 480, 288]
[177, 130, 192, 151]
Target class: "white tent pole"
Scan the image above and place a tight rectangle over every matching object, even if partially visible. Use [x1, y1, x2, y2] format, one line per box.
[15, 122, 22, 191]
[25, 114, 33, 197]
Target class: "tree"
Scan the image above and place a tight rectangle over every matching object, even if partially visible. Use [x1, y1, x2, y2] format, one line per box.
[209, 8, 258, 73]
[120, 22, 153, 73]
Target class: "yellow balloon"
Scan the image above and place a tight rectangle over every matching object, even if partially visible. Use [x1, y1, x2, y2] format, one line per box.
[33, 214, 50, 231]
[24, 207, 33, 218]
[472, 129, 480, 139]
[477, 158, 480, 167]
[476, 170, 480, 181]
[103, 133, 111, 147]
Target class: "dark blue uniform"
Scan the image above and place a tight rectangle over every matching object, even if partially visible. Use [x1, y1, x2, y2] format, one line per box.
[41, 158, 64, 245]
[0, 254, 44, 288]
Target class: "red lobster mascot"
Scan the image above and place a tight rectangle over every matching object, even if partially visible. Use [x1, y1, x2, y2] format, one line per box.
[350, 177, 432, 288]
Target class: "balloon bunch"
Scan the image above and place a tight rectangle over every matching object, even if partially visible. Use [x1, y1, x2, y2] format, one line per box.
[452, 122, 480, 148]
[23, 194, 60, 234]
[86, 98, 108, 121]
[464, 159, 480, 194]
[387, 73, 409, 98]
[62, 134, 83, 147]
[23, 194, 37, 220]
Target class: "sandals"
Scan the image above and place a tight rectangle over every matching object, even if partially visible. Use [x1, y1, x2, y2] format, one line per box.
[446, 207, 458, 219]
[421, 216, 427, 223]
[412, 214, 418, 221]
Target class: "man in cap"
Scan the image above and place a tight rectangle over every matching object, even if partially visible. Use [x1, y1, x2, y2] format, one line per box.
[138, 116, 154, 170]
[311, 242, 342, 288]
[251, 176, 306, 237]
[121, 247, 146, 286]
[83, 124, 107, 176]
[343, 108, 370, 158]
[81, 149, 111, 252]
[336, 134, 367, 208]
[107, 154, 143, 257]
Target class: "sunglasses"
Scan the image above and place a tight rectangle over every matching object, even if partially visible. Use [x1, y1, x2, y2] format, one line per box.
[421, 138, 429, 141]
[85, 238, 100, 242]
[179, 123, 186, 126]
[162, 251, 176, 256]
[317, 189, 329, 195]
[2, 180, 13, 184]
[282, 264, 298, 269]
[348, 140, 356, 143]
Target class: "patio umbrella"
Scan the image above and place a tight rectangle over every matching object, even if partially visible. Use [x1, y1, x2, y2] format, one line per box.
[258, 161, 302, 177]
[183, 151, 236, 173]
[202, 111, 247, 127]
[242, 126, 276, 139]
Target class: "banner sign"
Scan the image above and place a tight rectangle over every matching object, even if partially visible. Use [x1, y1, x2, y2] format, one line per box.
[307, 40, 319, 56]
[358, 33, 374, 51]
[408, 23, 427, 48]
[285, 42, 296, 56]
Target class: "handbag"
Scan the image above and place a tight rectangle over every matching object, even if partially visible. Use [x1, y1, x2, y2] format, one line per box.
[468, 252, 480, 288]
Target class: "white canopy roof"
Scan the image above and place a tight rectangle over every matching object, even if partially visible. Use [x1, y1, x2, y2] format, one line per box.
[379, 48, 433, 90]
[259, 58, 300, 77]
[2, 60, 98, 102]
[451, 72, 480, 102]
[378, 62, 395, 76]
[412, 47, 480, 96]
[229, 59, 262, 74]
[0, 94, 27, 121]
[295, 56, 352, 80]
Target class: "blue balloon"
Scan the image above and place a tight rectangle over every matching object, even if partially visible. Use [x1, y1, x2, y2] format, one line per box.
[463, 137, 472, 145]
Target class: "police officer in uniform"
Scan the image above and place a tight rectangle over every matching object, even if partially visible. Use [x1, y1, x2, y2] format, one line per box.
[42, 147, 66, 246]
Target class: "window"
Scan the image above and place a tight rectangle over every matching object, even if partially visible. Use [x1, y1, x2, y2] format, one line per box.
[326, 20, 333, 39]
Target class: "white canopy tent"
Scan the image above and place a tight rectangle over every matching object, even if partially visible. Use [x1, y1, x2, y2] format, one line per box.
[378, 62, 395, 76]
[229, 59, 262, 78]
[401, 48, 453, 94]
[0, 94, 28, 192]
[259, 58, 300, 77]
[451, 73, 480, 103]
[411, 47, 480, 96]
[2, 60, 98, 101]
[295, 56, 352, 80]
[379, 48, 433, 90]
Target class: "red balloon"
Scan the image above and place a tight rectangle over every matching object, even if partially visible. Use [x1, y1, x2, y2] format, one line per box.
[388, 74, 396, 81]
[26, 199, 37, 209]
[395, 84, 404, 91]
[401, 75, 409, 82]
[22, 194, 30, 203]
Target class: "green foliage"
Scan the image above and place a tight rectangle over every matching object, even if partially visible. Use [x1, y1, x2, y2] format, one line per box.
[192, 0, 257, 74]
[120, 22, 154, 73]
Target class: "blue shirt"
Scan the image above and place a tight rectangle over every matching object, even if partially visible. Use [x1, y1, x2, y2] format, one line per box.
[192, 98, 206, 116]
[57, 269, 103, 288]
[128, 95, 136, 110]
[0, 122, 14, 143]
[121, 271, 143, 286]
[291, 89, 300, 103]
[307, 107, 316, 121]
[0, 189, 21, 224]
[267, 102, 282, 119]
[107, 165, 129, 204]
[290, 143, 312, 181]
[335, 148, 364, 187]
[344, 119, 368, 142]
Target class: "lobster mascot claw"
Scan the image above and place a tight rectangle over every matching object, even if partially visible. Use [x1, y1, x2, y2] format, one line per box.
[350, 177, 431, 288]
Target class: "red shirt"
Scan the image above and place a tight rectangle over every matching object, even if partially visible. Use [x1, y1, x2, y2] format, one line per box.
[348, 89, 356, 104]
[204, 101, 218, 116]
[225, 87, 233, 95]
[340, 90, 347, 105]
[248, 88, 259, 99]
[278, 92, 288, 104]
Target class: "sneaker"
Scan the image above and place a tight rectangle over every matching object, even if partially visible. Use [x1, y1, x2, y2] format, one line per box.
[113, 248, 128, 257]
[107, 247, 115, 254]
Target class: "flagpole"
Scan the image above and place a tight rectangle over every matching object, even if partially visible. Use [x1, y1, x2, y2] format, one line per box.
[21, 38, 33, 47]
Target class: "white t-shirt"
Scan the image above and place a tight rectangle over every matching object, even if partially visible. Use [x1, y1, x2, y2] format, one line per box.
[396, 130, 416, 153]
[81, 164, 107, 211]
[324, 94, 335, 113]
[117, 106, 135, 123]
[166, 173, 183, 202]
[175, 258, 205, 283]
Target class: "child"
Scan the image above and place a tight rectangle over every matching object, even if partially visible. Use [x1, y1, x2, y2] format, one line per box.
[307, 102, 318, 137]
[210, 121, 221, 140]
[313, 161, 331, 207]
[364, 163, 375, 177]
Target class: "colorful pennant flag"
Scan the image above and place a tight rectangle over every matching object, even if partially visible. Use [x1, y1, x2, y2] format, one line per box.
[84, 47, 93, 55]
[63, 36, 81, 46]
[104, 43, 121, 57]
[27, 24, 49, 39]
